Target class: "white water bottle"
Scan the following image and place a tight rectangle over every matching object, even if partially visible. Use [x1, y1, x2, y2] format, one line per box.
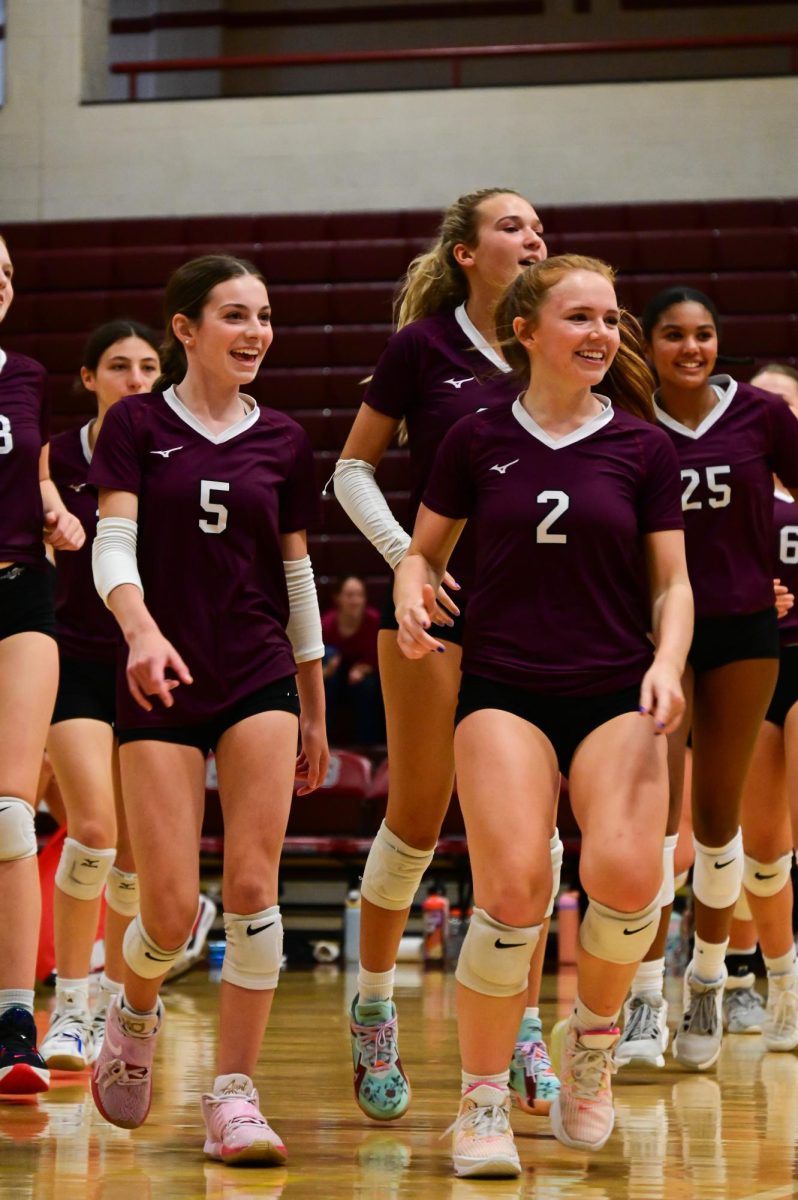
[343, 889, 361, 964]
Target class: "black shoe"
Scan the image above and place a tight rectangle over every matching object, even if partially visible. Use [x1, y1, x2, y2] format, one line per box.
[0, 1007, 50, 1095]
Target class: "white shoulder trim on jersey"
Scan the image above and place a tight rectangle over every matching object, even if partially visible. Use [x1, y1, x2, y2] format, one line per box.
[0, 348, 7, 374]
[80, 421, 93, 465]
[653, 375, 738, 440]
[454, 304, 512, 374]
[162, 385, 261, 445]
[511, 394, 613, 450]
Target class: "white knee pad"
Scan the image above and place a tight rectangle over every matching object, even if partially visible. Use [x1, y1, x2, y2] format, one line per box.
[123, 914, 190, 979]
[55, 837, 115, 901]
[674, 869, 690, 891]
[579, 896, 660, 965]
[455, 907, 541, 998]
[734, 891, 752, 921]
[105, 866, 140, 917]
[222, 905, 283, 990]
[692, 830, 744, 910]
[0, 796, 36, 861]
[545, 830, 564, 920]
[658, 834, 679, 908]
[743, 852, 793, 899]
[360, 820, 435, 912]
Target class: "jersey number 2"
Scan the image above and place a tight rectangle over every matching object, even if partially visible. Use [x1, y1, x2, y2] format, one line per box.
[199, 480, 229, 534]
[0, 415, 13, 455]
[536, 490, 569, 544]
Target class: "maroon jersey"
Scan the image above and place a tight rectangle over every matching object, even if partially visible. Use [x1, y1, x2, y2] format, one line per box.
[655, 377, 798, 619]
[50, 424, 119, 663]
[774, 491, 798, 646]
[365, 305, 518, 591]
[423, 399, 684, 696]
[89, 388, 319, 730]
[321, 606, 380, 671]
[0, 349, 49, 567]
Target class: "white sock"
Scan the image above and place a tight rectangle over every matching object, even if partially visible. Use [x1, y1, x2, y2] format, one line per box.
[461, 1069, 509, 1094]
[630, 957, 665, 999]
[98, 971, 123, 996]
[523, 1006, 539, 1022]
[55, 976, 90, 1015]
[765, 948, 797, 978]
[120, 992, 159, 1019]
[692, 935, 729, 984]
[0, 989, 34, 1016]
[573, 996, 619, 1033]
[357, 966, 395, 1004]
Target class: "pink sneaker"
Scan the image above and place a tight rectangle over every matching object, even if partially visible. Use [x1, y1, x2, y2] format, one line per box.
[550, 1022, 619, 1151]
[202, 1074, 287, 1166]
[90, 995, 163, 1129]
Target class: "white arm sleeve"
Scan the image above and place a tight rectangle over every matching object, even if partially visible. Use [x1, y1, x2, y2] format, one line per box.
[333, 458, 411, 571]
[92, 517, 143, 606]
[284, 555, 324, 664]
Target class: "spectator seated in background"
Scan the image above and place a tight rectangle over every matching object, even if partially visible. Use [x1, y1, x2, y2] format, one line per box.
[321, 576, 384, 746]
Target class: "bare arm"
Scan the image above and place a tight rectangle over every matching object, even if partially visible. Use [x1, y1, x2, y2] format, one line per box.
[394, 504, 466, 659]
[39, 445, 85, 551]
[641, 528, 694, 733]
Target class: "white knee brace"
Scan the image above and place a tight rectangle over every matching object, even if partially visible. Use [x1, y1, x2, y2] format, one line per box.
[579, 896, 661, 965]
[55, 837, 115, 901]
[360, 820, 435, 912]
[455, 907, 541, 998]
[123, 914, 190, 979]
[734, 891, 752, 921]
[105, 866, 140, 917]
[0, 796, 37, 861]
[674, 868, 690, 891]
[545, 830, 564, 920]
[743, 852, 793, 899]
[692, 830, 744, 910]
[222, 905, 283, 991]
[658, 834, 679, 908]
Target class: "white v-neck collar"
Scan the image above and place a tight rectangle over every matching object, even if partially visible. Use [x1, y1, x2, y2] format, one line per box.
[0, 348, 7, 374]
[654, 375, 737, 440]
[775, 488, 794, 503]
[512, 394, 613, 449]
[163, 385, 260, 444]
[80, 421, 93, 465]
[454, 304, 511, 374]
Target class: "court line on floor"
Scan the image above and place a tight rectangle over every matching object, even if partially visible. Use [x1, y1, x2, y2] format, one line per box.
[741, 1186, 798, 1200]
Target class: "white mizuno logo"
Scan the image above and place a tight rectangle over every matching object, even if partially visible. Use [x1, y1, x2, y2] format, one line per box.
[150, 446, 184, 458]
[490, 459, 519, 475]
[446, 376, 475, 389]
[68, 483, 88, 492]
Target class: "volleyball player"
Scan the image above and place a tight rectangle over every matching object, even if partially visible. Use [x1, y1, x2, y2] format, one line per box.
[335, 188, 561, 1121]
[0, 233, 85, 1094]
[395, 256, 692, 1172]
[88, 255, 328, 1164]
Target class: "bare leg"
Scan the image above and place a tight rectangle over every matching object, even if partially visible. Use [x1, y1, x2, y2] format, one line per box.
[104, 747, 135, 984]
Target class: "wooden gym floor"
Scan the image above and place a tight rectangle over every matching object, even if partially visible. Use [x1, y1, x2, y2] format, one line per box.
[1, 966, 797, 1200]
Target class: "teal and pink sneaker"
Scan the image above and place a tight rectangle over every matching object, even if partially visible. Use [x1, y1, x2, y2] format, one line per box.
[509, 1015, 561, 1116]
[350, 996, 411, 1121]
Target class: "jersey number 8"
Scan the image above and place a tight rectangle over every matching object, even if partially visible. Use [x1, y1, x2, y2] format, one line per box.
[199, 480, 229, 534]
[0, 415, 13, 455]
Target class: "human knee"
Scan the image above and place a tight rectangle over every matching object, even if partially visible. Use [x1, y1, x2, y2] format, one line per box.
[55, 837, 115, 900]
[0, 796, 37, 861]
[141, 899, 200, 951]
[123, 914, 190, 979]
[69, 813, 116, 852]
[582, 855, 660, 915]
[692, 829, 743, 909]
[223, 875, 276, 918]
[579, 896, 661, 964]
[105, 865, 140, 917]
[743, 851, 793, 899]
[360, 820, 434, 911]
[455, 907, 541, 997]
[222, 905, 283, 990]
[480, 875, 550, 929]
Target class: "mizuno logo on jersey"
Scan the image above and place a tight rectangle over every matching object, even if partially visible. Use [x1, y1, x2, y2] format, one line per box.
[446, 376, 475, 389]
[68, 483, 88, 492]
[150, 446, 184, 458]
[490, 459, 519, 475]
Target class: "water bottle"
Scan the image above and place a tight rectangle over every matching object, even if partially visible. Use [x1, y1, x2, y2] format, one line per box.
[207, 939, 226, 983]
[422, 886, 449, 967]
[343, 888, 361, 964]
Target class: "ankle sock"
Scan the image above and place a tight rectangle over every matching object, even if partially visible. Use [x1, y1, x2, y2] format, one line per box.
[357, 966, 395, 1004]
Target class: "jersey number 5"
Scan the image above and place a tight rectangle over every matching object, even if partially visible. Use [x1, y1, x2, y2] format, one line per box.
[0, 415, 13, 455]
[199, 480, 229, 534]
[536, 489, 569, 544]
[680, 466, 731, 511]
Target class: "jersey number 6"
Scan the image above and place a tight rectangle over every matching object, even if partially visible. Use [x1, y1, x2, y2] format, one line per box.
[199, 480, 229, 534]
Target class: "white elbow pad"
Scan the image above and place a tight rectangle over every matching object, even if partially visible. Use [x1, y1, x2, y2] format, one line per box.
[92, 517, 143, 606]
[333, 458, 411, 571]
[284, 555, 324, 664]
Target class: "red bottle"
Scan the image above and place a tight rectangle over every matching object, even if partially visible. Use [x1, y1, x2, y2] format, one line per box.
[422, 888, 450, 966]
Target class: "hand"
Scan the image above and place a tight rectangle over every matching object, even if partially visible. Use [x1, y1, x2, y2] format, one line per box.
[396, 583, 446, 659]
[774, 577, 795, 620]
[639, 659, 685, 735]
[43, 510, 85, 551]
[125, 629, 193, 711]
[295, 716, 329, 795]
[430, 570, 461, 627]
[347, 662, 373, 685]
[322, 652, 341, 680]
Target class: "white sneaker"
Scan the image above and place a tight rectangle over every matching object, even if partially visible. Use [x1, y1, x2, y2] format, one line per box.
[166, 893, 217, 981]
[550, 1022, 618, 1151]
[672, 965, 726, 1071]
[763, 972, 798, 1052]
[615, 994, 669, 1068]
[722, 972, 766, 1033]
[40, 1009, 92, 1071]
[447, 1083, 521, 1178]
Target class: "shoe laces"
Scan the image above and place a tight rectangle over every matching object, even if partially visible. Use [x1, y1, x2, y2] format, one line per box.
[443, 1098, 511, 1141]
[48, 1010, 88, 1041]
[622, 997, 661, 1043]
[566, 1041, 616, 1101]
[682, 982, 720, 1037]
[726, 986, 762, 1020]
[516, 1039, 555, 1075]
[768, 981, 798, 1032]
[96, 1059, 149, 1089]
[352, 1014, 398, 1072]
[207, 1087, 268, 1131]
